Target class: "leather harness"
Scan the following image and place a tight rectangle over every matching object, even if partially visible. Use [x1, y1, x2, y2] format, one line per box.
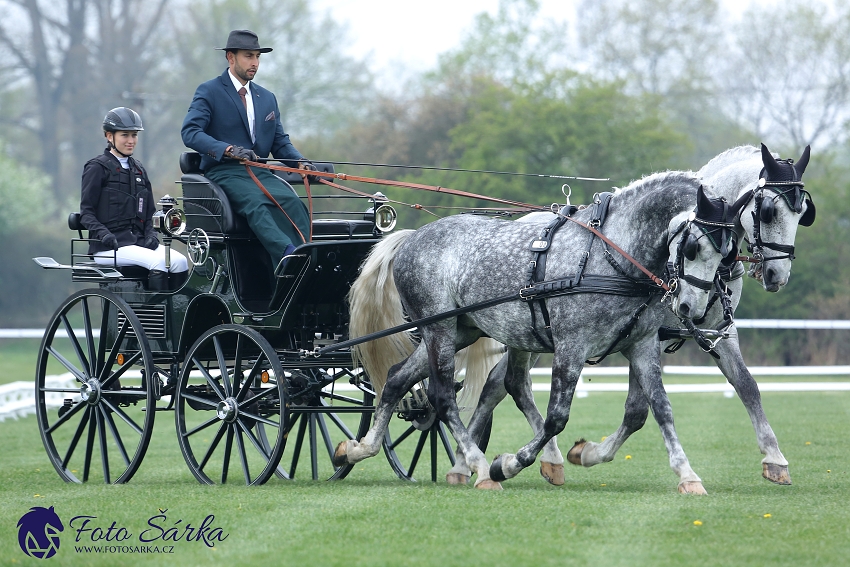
[521, 192, 662, 363]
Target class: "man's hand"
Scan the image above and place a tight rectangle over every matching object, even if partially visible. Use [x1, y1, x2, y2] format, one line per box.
[299, 161, 320, 184]
[101, 233, 119, 250]
[226, 145, 258, 161]
[144, 234, 160, 250]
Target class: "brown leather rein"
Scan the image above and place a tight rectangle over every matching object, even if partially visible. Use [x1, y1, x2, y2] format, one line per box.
[240, 159, 768, 293]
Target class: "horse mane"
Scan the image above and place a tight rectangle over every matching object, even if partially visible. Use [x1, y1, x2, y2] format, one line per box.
[613, 170, 701, 201]
[697, 145, 761, 178]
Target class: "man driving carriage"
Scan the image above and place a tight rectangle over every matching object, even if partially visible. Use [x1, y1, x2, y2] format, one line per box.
[80, 107, 189, 290]
[181, 29, 318, 269]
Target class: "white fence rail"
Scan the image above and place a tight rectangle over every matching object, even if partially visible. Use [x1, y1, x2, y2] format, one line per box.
[3, 319, 850, 339]
[0, 375, 78, 422]
[3, 321, 850, 421]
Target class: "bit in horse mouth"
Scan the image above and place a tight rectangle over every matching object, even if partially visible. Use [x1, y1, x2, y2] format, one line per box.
[748, 262, 764, 283]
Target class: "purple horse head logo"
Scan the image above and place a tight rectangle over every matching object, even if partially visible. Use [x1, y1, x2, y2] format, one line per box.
[17, 506, 64, 559]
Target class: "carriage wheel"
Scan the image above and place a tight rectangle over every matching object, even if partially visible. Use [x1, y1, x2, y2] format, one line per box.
[381, 382, 495, 482]
[257, 369, 375, 481]
[381, 382, 458, 482]
[175, 325, 286, 486]
[35, 289, 156, 484]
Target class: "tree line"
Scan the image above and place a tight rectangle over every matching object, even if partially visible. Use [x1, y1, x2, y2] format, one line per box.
[0, 0, 848, 364]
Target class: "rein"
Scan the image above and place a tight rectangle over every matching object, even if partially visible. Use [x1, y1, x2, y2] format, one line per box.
[242, 159, 673, 291]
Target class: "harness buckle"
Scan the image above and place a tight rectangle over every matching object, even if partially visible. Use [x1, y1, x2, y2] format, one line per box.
[519, 286, 536, 301]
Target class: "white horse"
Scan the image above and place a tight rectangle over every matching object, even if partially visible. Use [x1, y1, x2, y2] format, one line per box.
[342, 172, 742, 491]
[449, 144, 815, 491]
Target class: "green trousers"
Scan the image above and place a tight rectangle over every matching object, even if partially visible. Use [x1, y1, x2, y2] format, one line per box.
[206, 163, 310, 263]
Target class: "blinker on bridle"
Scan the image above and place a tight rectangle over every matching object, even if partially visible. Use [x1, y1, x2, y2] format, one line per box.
[667, 196, 738, 299]
[748, 162, 816, 264]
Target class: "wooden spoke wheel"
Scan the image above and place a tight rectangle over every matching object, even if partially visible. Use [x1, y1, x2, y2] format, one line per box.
[175, 324, 286, 486]
[264, 368, 375, 481]
[35, 289, 156, 484]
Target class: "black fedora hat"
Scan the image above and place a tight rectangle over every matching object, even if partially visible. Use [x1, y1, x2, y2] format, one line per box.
[216, 30, 273, 53]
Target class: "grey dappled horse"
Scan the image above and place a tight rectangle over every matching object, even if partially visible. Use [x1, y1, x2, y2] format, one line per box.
[340, 172, 741, 490]
[451, 144, 815, 492]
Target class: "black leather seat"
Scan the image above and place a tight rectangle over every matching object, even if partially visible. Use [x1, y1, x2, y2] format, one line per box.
[67, 212, 149, 280]
[179, 152, 254, 236]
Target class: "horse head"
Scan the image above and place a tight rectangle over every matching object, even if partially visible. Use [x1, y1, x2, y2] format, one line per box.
[667, 185, 748, 320]
[739, 143, 815, 292]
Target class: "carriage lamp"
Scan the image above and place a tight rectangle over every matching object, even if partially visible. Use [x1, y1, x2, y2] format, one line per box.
[374, 204, 397, 233]
[363, 192, 397, 233]
[153, 195, 187, 237]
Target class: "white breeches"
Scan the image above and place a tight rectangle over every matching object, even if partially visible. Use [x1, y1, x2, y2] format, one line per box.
[94, 245, 189, 273]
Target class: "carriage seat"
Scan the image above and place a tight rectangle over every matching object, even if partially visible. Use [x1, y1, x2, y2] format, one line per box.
[179, 152, 253, 236]
[67, 212, 149, 280]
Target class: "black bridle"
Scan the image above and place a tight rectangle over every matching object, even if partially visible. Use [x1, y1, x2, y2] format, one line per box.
[666, 208, 738, 297]
[747, 179, 815, 263]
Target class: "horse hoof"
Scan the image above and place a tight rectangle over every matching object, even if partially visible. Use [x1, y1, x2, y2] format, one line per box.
[763, 463, 792, 485]
[567, 439, 586, 466]
[474, 479, 503, 490]
[489, 455, 507, 482]
[446, 473, 470, 485]
[678, 481, 708, 495]
[332, 441, 349, 467]
[540, 462, 565, 486]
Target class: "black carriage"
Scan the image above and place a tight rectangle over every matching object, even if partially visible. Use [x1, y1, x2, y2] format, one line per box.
[33, 154, 454, 485]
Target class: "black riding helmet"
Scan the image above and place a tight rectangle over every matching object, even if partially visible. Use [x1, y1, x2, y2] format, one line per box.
[103, 107, 144, 132]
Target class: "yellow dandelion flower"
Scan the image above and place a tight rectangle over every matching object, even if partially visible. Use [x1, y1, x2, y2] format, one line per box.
[625, 455, 632, 460]
[693, 520, 703, 526]
[601, 436, 607, 441]
[827, 470, 831, 473]
[600, 483, 607, 487]
[763, 514, 772, 518]
[805, 441, 811, 445]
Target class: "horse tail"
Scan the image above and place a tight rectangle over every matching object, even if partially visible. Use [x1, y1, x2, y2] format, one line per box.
[348, 230, 417, 401]
[454, 338, 505, 419]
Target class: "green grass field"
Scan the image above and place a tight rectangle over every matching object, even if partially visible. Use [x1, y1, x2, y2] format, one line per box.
[2, 384, 849, 567]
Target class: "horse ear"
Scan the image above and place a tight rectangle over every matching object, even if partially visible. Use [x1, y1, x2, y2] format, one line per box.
[696, 184, 711, 214]
[795, 145, 811, 177]
[761, 143, 783, 179]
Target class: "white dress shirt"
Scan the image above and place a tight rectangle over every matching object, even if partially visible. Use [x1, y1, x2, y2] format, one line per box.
[228, 69, 255, 143]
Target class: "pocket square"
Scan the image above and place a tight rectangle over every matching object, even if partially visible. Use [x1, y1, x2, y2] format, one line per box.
[264, 111, 275, 122]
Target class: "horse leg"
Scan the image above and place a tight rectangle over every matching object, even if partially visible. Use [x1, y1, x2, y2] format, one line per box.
[489, 348, 581, 483]
[625, 342, 706, 494]
[500, 352, 565, 485]
[569, 365, 650, 468]
[446, 350, 565, 485]
[447, 355, 508, 484]
[714, 330, 790, 484]
[334, 345, 428, 465]
[423, 328, 500, 489]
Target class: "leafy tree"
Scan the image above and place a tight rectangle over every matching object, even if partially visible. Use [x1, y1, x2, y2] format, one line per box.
[0, 145, 77, 326]
[0, 143, 52, 234]
[0, 0, 170, 199]
[577, 0, 722, 97]
[140, 0, 375, 187]
[722, 0, 850, 148]
[432, 0, 569, 86]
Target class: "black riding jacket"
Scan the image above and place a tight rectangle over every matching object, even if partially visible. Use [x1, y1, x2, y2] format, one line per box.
[80, 148, 156, 254]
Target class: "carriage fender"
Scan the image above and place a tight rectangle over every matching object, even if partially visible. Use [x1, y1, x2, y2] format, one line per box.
[178, 294, 232, 355]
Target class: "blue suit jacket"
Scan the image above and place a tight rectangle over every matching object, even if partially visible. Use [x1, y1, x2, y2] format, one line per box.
[181, 69, 304, 172]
